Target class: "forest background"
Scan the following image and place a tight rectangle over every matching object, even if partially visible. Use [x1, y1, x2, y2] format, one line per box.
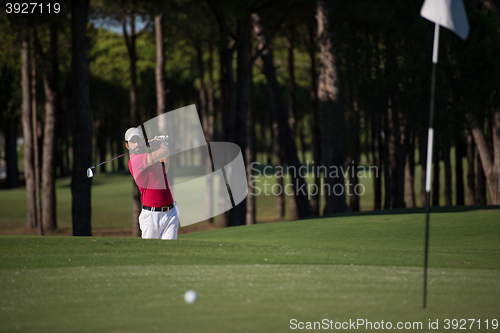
[1, 0, 499, 236]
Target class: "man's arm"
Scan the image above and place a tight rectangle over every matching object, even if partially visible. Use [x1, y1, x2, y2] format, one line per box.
[146, 140, 169, 167]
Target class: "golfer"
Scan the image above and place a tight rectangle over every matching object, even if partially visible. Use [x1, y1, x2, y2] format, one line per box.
[125, 127, 179, 239]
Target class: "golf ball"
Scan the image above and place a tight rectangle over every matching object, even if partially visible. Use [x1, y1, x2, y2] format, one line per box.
[184, 290, 198, 304]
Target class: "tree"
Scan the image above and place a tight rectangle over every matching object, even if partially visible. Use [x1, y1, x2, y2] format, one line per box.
[34, 24, 59, 231]
[195, 42, 216, 224]
[31, 29, 42, 233]
[122, 5, 151, 236]
[285, 23, 299, 219]
[207, 0, 239, 227]
[252, 11, 313, 219]
[306, 21, 321, 215]
[466, 132, 476, 205]
[316, 0, 347, 214]
[71, 0, 93, 236]
[21, 31, 37, 229]
[405, 133, 416, 208]
[154, 5, 167, 119]
[246, 60, 256, 225]
[455, 135, 465, 205]
[452, 0, 500, 206]
[470, 112, 500, 205]
[235, 17, 253, 225]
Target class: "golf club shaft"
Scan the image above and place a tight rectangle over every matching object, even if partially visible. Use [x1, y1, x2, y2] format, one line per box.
[90, 153, 128, 169]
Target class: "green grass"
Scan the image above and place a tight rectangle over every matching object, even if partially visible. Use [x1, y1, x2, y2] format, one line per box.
[1, 209, 499, 332]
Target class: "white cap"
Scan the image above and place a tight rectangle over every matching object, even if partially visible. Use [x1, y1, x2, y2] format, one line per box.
[124, 127, 144, 141]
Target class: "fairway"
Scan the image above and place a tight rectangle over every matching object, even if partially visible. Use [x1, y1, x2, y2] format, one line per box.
[1, 209, 499, 332]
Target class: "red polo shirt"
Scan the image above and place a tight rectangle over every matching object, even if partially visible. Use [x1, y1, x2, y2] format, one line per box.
[128, 153, 174, 208]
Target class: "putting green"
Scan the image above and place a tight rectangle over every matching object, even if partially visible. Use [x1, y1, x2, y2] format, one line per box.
[0, 209, 499, 332]
[1, 265, 498, 332]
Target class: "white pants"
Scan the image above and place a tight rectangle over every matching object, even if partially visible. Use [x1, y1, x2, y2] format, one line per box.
[138, 206, 179, 240]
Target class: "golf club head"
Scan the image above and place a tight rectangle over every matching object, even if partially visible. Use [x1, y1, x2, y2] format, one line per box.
[86, 168, 94, 178]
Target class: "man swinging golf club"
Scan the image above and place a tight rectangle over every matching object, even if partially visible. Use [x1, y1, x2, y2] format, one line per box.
[125, 127, 179, 240]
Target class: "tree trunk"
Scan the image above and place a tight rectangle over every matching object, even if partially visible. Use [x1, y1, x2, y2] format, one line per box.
[383, 109, 392, 209]
[195, 44, 214, 224]
[215, 19, 237, 228]
[109, 127, 115, 173]
[21, 32, 37, 229]
[308, 22, 321, 216]
[227, 17, 252, 227]
[315, 1, 347, 214]
[388, 105, 398, 209]
[476, 118, 487, 205]
[56, 131, 64, 176]
[205, 43, 216, 224]
[251, 13, 312, 218]
[371, 115, 382, 210]
[218, 43, 229, 142]
[269, 101, 284, 218]
[373, 33, 383, 211]
[396, 113, 406, 208]
[392, 135, 403, 208]
[491, 110, 500, 204]
[420, 134, 427, 207]
[443, 143, 452, 206]
[470, 110, 500, 205]
[405, 132, 415, 208]
[31, 32, 41, 232]
[155, 6, 167, 118]
[432, 145, 440, 206]
[476, 151, 487, 205]
[347, 99, 360, 211]
[56, 96, 68, 178]
[62, 80, 72, 176]
[246, 55, 256, 225]
[383, 31, 399, 210]
[40, 23, 58, 231]
[266, 114, 273, 165]
[298, 122, 307, 165]
[286, 23, 299, 220]
[207, 43, 216, 143]
[286, 24, 297, 137]
[196, 45, 208, 133]
[344, 42, 360, 212]
[273, 118, 285, 218]
[207, 5, 288, 224]
[4, 121, 19, 189]
[252, 12, 312, 218]
[466, 132, 476, 205]
[71, 0, 92, 236]
[221, 44, 237, 146]
[122, 11, 141, 237]
[455, 136, 465, 205]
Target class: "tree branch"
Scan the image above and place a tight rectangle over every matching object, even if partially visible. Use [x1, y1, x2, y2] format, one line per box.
[121, 10, 132, 56]
[206, 0, 238, 41]
[136, 16, 152, 37]
[33, 28, 46, 64]
[250, 2, 295, 64]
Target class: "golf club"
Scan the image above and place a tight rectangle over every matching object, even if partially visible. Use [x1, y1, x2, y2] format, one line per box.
[87, 153, 128, 178]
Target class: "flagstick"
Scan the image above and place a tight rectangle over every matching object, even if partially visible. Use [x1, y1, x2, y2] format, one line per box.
[423, 23, 439, 309]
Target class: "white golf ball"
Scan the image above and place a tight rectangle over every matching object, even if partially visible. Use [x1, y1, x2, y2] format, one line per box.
[184, 290, 198, 304]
